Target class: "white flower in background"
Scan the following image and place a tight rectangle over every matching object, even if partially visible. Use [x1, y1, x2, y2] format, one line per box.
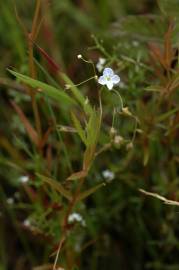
[98, 67, 120, 90]
[68, 212, 86, 227]
[132, 40, 139, 47]
[19, 175, 29, 183]
[102, 170, 115, 182]
[6, 198, 14, 205]
[96, 57, 106, 72]
[23, 219, 31, 227]
[114, 135, 124, 145]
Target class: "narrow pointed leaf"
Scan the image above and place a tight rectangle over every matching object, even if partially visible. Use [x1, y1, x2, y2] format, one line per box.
[76, 183, 105, 202]
[8, 70, 76, 106]
[157, 107, 179, 122]
[143, 148, 149, 166]
[71, 112, 87, 145]
[67, 170, 87, 181]
[37, 174, 72, 200]
[86, 109, 101, 146]
[83, 146, 95, 171]
[11, 101, 39, 146]
[34, 43, 60, 73]
[144, 85, 163, 92]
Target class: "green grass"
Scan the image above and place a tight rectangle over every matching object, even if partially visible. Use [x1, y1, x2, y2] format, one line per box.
[0, 0, 179, 270]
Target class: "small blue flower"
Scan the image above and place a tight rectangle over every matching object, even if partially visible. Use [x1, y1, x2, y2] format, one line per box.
[98, 67, 120, 90]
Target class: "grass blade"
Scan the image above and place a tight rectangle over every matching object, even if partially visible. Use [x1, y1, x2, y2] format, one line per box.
[71, 112, 87, 145]
[8, 70, 76, 106]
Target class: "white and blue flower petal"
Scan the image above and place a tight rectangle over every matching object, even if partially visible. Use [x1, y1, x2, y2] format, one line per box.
[98, 75, 107, 85]
[103, 67, 114, 76]
[112, 75, 120, 84]
[106, 81, 113, 90]
[96, 57, 106, 72]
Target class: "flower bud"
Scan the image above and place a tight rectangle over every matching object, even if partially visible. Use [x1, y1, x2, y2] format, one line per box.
[110, 127, 117, 137]
[114, 135, 124, 145]
[122, 107, 132, 116]
[126, 142, 133, 150]
[65, 84, 71, 90]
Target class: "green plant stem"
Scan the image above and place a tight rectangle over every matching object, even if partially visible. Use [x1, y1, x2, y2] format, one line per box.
[53, 88, 104, 269]
[73, 76, 96, 87]
[112, 89, 124, 110]
[53, 179, 85, 270]
[28, 0, 42, 142]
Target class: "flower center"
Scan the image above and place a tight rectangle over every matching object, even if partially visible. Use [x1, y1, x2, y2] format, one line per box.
[106, 76, 111, 81]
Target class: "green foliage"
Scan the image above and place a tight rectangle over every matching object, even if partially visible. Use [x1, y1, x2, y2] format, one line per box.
[0, 1, 179, 270]
[9, 70, 76, 107]
[37, 174, 72, 201]
[71, 112, 87, 145]
[112, 15, 168, 42]
[157, 0, 179, 17]
[61, 72, 93, 115]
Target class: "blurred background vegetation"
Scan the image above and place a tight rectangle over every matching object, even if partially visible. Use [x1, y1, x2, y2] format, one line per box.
[0, 0, 179, 269]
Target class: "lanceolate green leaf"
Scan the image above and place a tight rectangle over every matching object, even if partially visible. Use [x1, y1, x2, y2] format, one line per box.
[157, 107, 179, 122]
[144, 85, 163, 92]
[76, 182, 105, 202]
[71, 112, 87, 145]
[37, 174, 72, 200]
[86, 109, 101, 146]
[67, 170, 87, 181]
[8, 70, 76, 106]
